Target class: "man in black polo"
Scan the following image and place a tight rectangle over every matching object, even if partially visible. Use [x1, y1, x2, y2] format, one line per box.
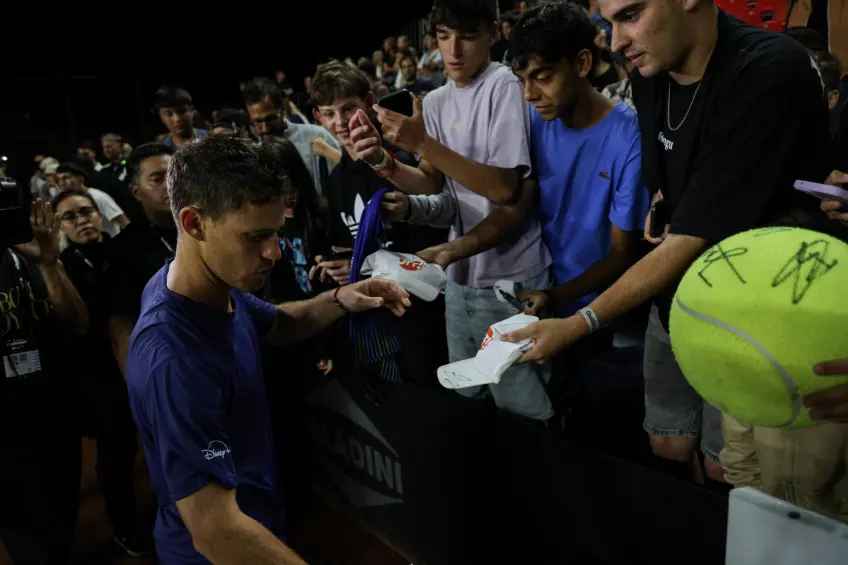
[106, 143, 177, 376]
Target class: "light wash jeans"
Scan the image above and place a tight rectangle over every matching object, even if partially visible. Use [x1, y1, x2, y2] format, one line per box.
[444, 270, 554, 421]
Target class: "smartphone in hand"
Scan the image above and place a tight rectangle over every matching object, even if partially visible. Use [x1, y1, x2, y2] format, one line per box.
[326, 249, 353, 261]
[378, 89, 414, 117]
[649, 199, 669, 239]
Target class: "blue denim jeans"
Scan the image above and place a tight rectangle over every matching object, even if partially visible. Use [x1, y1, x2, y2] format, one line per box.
[444, 270, 554, 421]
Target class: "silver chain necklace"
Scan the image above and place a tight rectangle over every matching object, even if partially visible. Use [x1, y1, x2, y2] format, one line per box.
[666, 79, 702, 131]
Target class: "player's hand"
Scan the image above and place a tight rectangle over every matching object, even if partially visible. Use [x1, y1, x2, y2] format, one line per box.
[348, 110, 383, 166]
[804, 358, 848, 423]
[337, 278, 412, 317]
[519, 290, 550, 317]
[374, 93, 428, 154]
[501, 315, 589, 364]
[382, 191, 410, 222]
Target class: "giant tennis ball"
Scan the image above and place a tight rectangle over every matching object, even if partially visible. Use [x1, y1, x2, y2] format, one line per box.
[670, 227, 848, 428]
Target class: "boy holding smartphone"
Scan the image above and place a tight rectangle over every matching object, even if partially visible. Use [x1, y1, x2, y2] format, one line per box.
[310, 61, 449, 383]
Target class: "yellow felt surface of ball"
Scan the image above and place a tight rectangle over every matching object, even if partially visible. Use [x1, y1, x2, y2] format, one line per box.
[670, 227, 848, 428]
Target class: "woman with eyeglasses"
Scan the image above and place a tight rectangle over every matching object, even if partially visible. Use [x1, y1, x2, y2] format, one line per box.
[52, 190, 150, 554]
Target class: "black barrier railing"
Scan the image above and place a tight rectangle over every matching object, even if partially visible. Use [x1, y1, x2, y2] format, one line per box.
[298, 358, 730, 565]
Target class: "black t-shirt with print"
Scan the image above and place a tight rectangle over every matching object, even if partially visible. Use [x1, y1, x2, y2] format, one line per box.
[0, 249, 71, 437]
[105, 221, 177, 320]
[325, 141, 447, 253]
[632, 10, 834, 329]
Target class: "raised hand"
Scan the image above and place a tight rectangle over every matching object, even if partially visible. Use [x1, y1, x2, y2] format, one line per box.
[16, 199, 61, 266]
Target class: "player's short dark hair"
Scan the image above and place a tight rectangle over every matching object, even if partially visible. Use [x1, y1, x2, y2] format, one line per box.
[431, 0, 499, 33]
[510, 0, 598, 70]
[166, 135, 293, 224]
[310, 61, 372, 106]
[126, 142, 174, 185]
[242, 77, 284, 110]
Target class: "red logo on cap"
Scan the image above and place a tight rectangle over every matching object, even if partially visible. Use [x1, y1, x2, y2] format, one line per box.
[398, 257, 424, 271]
[480, 328, 494, 351]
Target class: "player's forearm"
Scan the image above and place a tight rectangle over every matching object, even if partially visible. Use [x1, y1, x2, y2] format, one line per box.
[270, 291, 344, 346]
[196, 513, 307, 565]
[588, 234, 708, 324]
[38, 261, 88, 336]
[417, 136, 520, 204]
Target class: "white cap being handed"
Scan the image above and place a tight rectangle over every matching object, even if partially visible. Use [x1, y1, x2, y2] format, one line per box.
[437, 314, 538, 389]
[360, 250, 447, 302]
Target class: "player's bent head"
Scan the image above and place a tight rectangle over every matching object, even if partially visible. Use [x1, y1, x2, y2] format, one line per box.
[510, 0, 598, 120]
[167, 135, 293, 292]
[596, 0, 714, 78]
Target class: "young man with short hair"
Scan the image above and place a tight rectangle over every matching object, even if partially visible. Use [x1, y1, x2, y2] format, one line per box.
[350, 0, 554, 421]
[154, 85, 209, 148]
[126, 135, 410, 564]
[106, 143, 178, 376]
[503, 0, 835, 483]
[243, 77, 340, 196]
[509, 0, 649, 321]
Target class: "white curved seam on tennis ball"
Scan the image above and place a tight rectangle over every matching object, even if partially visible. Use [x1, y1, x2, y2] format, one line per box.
[675, 296, 800, 427]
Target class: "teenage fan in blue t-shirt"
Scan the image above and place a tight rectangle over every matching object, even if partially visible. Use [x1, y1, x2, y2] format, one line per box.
[125, 135, 410, 565]
[509, 3, 650, 321]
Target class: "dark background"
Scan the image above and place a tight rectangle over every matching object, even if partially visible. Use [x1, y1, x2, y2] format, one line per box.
[1, 1, 435, 181]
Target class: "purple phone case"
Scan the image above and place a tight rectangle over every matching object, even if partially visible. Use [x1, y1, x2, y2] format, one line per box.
[794, 180, 848, 204]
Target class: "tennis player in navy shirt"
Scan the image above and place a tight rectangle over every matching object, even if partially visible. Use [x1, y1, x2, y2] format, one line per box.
[125, 135, 411, 565]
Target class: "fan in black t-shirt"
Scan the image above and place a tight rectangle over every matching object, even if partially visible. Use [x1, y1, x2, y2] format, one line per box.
[632, 10, 838, 328]
[0, 199, 88, 564]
